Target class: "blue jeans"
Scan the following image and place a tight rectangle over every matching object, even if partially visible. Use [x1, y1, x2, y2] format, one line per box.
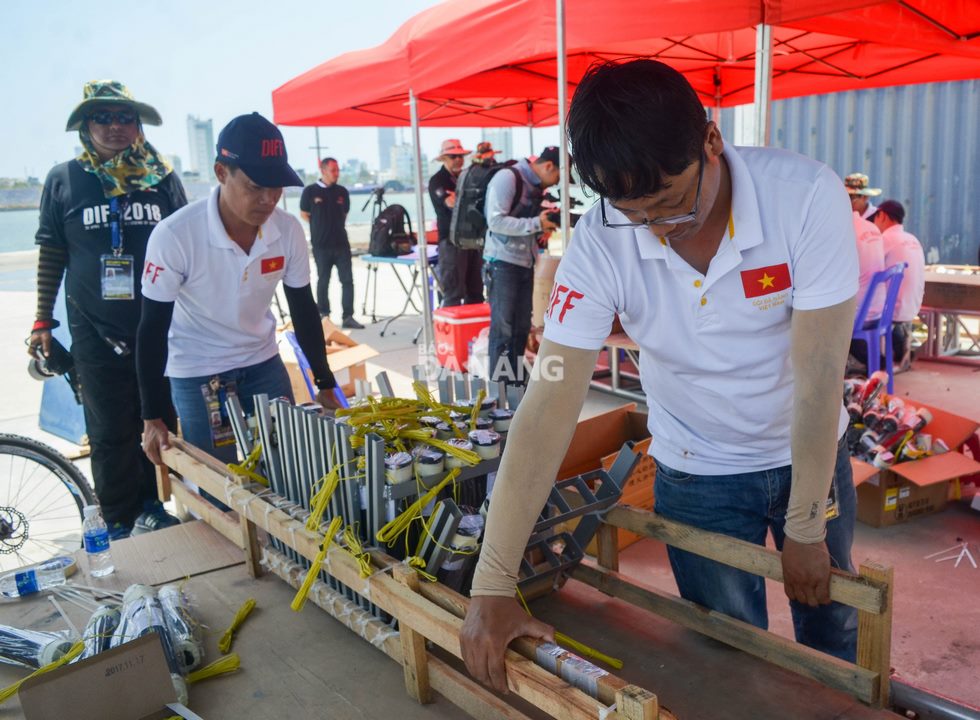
[653, 437, 858, 661]
[170, 354, 294, 465]
[484, 260, 533, 383]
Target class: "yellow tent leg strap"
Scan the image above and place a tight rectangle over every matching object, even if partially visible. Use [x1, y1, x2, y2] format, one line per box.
[0, 640, 84, 704]
[218, 597, 256, 654]
[516, 588, 623, 671]
[187, 653, 240, 683]
[291, 516, 343, 612]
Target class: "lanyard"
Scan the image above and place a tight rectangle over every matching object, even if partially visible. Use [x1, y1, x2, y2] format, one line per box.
[108, 197, 125, 256]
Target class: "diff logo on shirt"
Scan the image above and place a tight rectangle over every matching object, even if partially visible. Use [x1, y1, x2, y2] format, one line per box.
[261, 256, 285, 274]
[740, 263, 791, 299]
[547, 283, 585, 323]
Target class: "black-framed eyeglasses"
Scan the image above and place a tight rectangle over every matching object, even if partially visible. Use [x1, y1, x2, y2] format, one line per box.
[87, 110, 138, 126]
[600, 152, 705, 229]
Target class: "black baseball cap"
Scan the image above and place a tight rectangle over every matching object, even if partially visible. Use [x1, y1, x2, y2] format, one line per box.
[536, 146, 565, 167]
[216, 112, 303, 188]
[872, 199, 905, 224]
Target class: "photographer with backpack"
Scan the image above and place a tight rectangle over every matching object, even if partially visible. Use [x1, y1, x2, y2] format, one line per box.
[482, 147, 561, 383]
[429, 139, 483, 306]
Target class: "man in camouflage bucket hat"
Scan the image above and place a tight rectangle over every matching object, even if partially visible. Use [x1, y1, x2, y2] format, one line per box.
[844, 172, 882, 221]
[29, 80, 186, 538]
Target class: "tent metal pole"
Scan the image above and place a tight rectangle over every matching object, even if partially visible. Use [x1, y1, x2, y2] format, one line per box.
[556, 0, 570, 250]
[408, 89, 434, 366]
[753, 23, 773, 147]
[527, 101, 534, 154]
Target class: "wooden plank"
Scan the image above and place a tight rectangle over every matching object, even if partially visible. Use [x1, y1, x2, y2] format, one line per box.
[162, 443, 618, 720]
[616, 685, 658, 720]
[596, 522, 621, 572]
[857, 562, 894, 708]
[155, 465, 171, 501]
[263, 545, 531, 720]
[604, 505, 886, 614]
[169, 477, 242, 550]
[239, 511, 263, 579]
[394, 565, 433, 704]
[573, 562, 878, 704]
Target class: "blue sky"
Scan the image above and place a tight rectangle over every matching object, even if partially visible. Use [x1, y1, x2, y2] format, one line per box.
[0, 0, 559, 179]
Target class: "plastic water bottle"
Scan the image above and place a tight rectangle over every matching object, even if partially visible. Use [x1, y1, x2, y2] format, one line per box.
[82, 504, 115, 577]
[0, 559, 66, 598]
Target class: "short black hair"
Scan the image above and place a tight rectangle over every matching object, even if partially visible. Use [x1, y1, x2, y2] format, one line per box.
[214, 159, 238, 174]
[320, 157, 338, 167]
[567, 59, 707, 200]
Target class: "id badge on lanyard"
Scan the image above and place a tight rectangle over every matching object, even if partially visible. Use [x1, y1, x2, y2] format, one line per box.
[201, 376, 239, 449]
[100, 196, 135, 300]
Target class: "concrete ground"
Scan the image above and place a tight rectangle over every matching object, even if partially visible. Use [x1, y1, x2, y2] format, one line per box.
[0, 244, 978, 715]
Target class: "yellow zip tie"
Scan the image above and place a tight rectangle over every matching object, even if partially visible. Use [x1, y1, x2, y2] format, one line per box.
[291, 516, 343, 612]
[469, 389, 486, 431]
[0, 640, 84, 704]
[218, 598, 256, 654]
[342, 524, 373, 578]
[307, 466, 341, 531]
[398, 430, 481, 465]
[375, 468, 461, 546]
[406, 556, 439, 582]
[187, 653, 240, 683]
[515, 589, 623, 671]
[227, 443, 269, 486]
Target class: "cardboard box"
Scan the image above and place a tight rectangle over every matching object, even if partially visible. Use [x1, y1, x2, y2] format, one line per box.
[557, 403, 650, 480]
[853, 400, 980, 527]
[19, 633, 201, 720]
[600, 437, 655, 551]
[922, 267, 980, 313]
[280, 318, 378, 401]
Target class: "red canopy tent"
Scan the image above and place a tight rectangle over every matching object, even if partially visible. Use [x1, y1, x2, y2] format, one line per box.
[272, 0, 980, 127]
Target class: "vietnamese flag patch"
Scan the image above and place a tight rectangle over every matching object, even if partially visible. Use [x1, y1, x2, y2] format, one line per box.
[740, 263, 791, 298]
[261, 256, 285, 274]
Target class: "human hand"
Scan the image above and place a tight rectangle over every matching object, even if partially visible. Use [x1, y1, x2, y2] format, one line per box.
[538, 210, 558, 234]
[445, 191, 456, 209]
[781, 537, 832, 606]
[28, 330, 52, 358]
[460, 595, 554, 693]
[141, 419, 172, 466]
[315, 386, 345, 413]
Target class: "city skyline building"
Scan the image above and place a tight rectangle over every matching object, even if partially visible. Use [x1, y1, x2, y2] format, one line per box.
[377, 128, 395, 171]
[186, 115, 215, 180]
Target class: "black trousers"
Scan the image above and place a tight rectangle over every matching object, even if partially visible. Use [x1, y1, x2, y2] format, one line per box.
[69, 316, 176, 527]
[437, 240, 484, 306]
[484, 260, 533, 383]
[312, 243, 355, 318]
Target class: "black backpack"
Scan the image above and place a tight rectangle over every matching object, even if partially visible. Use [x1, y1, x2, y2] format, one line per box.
[368, 204, 416, 257]
[449, 161, 523, 250]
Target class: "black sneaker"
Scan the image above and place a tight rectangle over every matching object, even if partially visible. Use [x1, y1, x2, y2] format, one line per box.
[108, 522, 132, 541]
[342, 316, 365, 330]
[131, 508, 181, 535]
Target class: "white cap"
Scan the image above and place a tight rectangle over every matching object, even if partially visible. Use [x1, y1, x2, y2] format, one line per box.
[83, 504, 100, 519]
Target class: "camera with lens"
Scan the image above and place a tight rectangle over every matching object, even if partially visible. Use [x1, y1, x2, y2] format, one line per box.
[26, 336, 83, 404]
[542, 192, 584, 228]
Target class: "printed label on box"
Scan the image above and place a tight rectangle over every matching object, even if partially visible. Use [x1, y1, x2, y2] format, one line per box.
[884, 488, 898, 511]
[899, 486, 911, 500]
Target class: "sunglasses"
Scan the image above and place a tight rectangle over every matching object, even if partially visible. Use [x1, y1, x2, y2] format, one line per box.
[87, 111, 138, 126]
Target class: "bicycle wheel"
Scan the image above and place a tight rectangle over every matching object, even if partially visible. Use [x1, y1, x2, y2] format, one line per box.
[0, 433, 96, 571]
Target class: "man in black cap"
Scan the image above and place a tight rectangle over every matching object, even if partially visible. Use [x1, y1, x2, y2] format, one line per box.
[137, 112, 342, 474]
[30, 80, 186, 538]
[482, 147, 560, 382]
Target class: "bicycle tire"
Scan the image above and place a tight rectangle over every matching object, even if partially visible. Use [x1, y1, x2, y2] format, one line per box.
[0, 433, 96, 570]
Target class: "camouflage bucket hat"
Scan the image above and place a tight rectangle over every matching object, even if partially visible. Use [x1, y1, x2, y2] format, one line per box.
[65, 80, 163, 132]
[844, 172, 882, 197]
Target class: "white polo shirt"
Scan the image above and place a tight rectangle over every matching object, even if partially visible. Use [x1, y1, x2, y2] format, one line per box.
[543, 145, 858, 474]
[854, 211, 885, 319]
[881, 224, 925, 322]
[142, 187, 310, 377]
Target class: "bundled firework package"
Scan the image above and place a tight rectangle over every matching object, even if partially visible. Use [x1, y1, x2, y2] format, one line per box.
[844, 373, 980, 526]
